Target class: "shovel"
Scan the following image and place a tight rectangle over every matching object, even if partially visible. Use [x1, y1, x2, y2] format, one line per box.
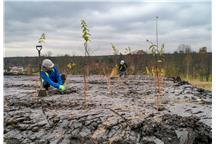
[36, 45, 47, 97]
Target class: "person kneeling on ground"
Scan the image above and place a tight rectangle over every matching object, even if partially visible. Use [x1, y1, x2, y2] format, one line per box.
[41, 59, 66, 91]
[119, 60, 127, 78]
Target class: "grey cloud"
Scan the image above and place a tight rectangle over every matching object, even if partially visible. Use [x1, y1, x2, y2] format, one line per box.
[4, 1, 211, 57]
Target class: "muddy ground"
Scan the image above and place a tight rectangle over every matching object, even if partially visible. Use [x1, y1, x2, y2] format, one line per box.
[4, 75, 212, 144]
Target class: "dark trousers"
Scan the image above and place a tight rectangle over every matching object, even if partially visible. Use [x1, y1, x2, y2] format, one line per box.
[119, 71, 126, 77]
[43, 74, 66, 90]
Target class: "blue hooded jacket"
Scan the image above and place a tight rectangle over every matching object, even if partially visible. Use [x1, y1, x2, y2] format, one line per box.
[40, 66, 62, 89]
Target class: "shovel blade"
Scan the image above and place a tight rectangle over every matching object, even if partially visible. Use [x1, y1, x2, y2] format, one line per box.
[37, 89, 47, 97]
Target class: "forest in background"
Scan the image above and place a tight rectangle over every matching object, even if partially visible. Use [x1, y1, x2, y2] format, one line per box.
[4, 50, 212, 82]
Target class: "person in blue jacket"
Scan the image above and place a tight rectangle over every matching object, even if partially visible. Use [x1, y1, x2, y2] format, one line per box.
[40, 59, 65, 91]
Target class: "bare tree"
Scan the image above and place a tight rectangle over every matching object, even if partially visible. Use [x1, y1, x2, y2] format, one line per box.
[199, 47, 207, 54]
[177, 44, 191, 53]
[185, 52, 192, 80]
[198, 47, 209, 81]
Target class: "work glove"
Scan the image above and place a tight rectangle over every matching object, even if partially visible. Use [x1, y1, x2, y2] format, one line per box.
[59, 85, 65, 91]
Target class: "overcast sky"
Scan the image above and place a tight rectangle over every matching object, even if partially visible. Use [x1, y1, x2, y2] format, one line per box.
[4, 0, 211, 57]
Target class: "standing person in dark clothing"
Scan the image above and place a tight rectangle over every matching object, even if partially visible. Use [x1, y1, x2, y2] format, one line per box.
[118, 60, 127, 78]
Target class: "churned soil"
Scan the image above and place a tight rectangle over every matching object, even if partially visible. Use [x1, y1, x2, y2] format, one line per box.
[4, 75, 212, 144]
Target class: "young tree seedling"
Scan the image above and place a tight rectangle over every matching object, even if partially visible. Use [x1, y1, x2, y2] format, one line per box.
[146, 39, 165, 111]
[81, 19, 91, 109]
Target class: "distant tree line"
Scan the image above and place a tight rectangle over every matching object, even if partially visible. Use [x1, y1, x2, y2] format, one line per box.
[4, 48, 211, 81]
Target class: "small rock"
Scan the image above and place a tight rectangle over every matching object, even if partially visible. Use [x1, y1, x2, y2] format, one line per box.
[32, 126, 39, 132]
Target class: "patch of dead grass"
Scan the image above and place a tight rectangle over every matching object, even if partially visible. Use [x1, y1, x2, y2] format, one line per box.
[188, 80, 211, 91]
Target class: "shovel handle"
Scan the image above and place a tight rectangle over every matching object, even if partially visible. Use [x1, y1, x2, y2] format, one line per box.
[36, 46, 43, 89]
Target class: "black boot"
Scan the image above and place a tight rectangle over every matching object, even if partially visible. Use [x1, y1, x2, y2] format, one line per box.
[43, 81, 50, 90]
